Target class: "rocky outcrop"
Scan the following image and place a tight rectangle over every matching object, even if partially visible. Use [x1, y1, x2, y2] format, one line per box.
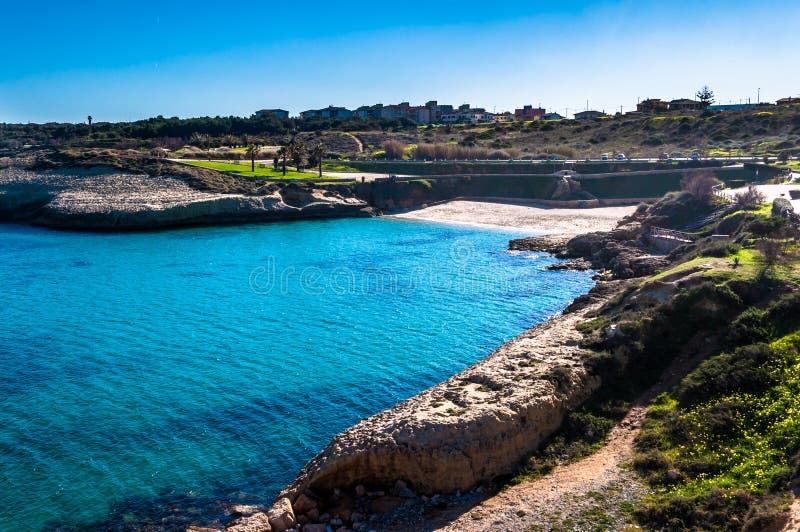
[277, 285, 624, 527]
[510, 222, 669, 279]
[0, 168, 374, 230]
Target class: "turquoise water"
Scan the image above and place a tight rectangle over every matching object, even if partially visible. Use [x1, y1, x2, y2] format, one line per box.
[0, 218, 593, 530]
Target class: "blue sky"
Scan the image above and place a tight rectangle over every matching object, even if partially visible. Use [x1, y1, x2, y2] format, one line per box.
[1, 0, 799, 123]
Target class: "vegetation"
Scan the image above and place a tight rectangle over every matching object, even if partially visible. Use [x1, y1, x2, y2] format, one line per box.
[179, 160, 342, 180]
[3, 105, 799, 162]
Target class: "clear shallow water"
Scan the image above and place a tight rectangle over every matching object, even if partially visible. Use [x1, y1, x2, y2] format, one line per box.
[0, 218, 593, 530]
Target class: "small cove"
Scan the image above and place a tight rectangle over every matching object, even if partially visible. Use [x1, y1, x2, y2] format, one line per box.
[0, 217, 594, 529]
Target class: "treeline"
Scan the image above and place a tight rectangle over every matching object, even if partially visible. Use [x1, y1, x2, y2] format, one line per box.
[0, 115, 418, 150]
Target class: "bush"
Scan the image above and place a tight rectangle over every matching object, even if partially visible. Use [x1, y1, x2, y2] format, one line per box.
[734, 185, 767, 208]
[383, 140, 406, 160]
[676, 344, 774, 406]
[680, 170, 721, 202]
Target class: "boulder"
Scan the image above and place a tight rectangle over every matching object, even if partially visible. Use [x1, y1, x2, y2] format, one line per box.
[225, 512, 272, 532]
[772, 197, 793, 216]
[267, 498, 296, 532]
[369, 495, 405, 514]
[302, 525, 327, 532]
[292, 493, 317, 514]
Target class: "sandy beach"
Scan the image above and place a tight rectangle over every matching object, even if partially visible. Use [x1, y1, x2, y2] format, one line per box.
[392, 200, 637, 233]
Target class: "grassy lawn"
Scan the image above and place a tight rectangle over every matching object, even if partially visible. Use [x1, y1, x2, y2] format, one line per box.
[180, 160, 346, 181]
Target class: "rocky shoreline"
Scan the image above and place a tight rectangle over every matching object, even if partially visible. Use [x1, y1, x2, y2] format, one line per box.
[226, 204, 678, 532]
[0, 167, 374, 230]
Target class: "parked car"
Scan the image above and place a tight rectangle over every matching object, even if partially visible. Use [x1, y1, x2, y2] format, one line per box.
[615, 153, 627, 161]
[600, 153, 609, 161]
[659, 152, 670, 160]
[549, 155, 562, 161]
[691, 153, 700, 160]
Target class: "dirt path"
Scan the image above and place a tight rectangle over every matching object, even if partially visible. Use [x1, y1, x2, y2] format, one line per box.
[431, 406, 648, 531]
[782, 497, 800, 531]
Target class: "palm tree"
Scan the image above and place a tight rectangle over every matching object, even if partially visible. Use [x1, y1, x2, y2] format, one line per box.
[246, 144, 260, 172]
[277, 146, 289, 176]
[289, 139, 306, 172]
[309, 142, 328, 178]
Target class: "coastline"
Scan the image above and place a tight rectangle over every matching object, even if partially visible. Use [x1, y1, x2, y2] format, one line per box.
[248, 208, 647, 532]
[391, 200, 637, 234]
[0, 167, 374, 231]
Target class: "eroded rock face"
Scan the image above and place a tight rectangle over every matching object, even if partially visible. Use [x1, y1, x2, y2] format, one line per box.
[279, 289, 616, 514]
[0, 168, 373, 230]
[266, 498, 295, 532]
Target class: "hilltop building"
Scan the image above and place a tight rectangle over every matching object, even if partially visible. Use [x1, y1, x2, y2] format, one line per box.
[254, 109, 289, 119]
[542, 112, 564, 120]
[299, 106, 353, 119]
[777, 97, 800, 106]
[636, 99, 669, 113]
[574, 110, 605, 120]
[668, 99, 708, 111]
[514, 105, 545, 121]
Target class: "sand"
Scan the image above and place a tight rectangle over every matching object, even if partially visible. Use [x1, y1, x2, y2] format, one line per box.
[392, 200, 637, 234]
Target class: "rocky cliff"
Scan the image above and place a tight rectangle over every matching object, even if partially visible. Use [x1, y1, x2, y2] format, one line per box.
[0, 167, 374, 230]
[274, 283, 625, 526]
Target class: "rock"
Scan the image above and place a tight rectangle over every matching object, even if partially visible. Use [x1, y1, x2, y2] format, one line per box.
[267, 498, 296, 532]
[226, 512, 272, 532]
[509, 234, 576, 256]
[393, 479, 407, 493]
[369, 496, 404, 514]
[789, 189, 800, 200]
[306, 508, 320, 522]
[292, 493, 317, 514]
[0, 168, 373, 231]
[230, 505, 261, 517]
[301, 525, 326, 532]
[545, 257, 593, 271]
[355, 485, 365, 497]
[772, 197, 793, 216]
[398, 488, 416, 498]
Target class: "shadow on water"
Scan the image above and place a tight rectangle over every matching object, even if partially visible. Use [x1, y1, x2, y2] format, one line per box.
[43, 477, 265, 531]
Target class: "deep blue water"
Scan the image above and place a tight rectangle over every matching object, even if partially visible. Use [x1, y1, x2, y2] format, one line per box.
[0, 218, 593, 530]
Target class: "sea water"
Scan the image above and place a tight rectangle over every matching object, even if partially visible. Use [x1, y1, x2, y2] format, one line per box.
[0, 218, 593, 529]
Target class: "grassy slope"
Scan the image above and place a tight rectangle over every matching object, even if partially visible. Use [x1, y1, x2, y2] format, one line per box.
[179, 160, 345, 181]
[341, 105, 800, 160]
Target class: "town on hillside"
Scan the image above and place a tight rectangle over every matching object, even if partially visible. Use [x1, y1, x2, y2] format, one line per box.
[256, 91, 800, 125]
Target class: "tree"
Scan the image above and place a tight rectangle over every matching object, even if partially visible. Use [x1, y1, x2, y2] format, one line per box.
[680, 170, 721, 202]
[246, 144, 260, 172]
[308, 142, 328, 178]
[696, 86, 715, 105]
[277, 146, 289, 176]
[87, 115, 93, 126]
[289, 139, 306, 172]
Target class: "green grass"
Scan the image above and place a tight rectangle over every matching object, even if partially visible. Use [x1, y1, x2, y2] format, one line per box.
[633, 330, 800, 529]
[180, 160, 345, 181]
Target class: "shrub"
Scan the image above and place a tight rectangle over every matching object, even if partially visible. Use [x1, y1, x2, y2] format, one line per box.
[383, 140, 406, 160]
[734, 185, 767, 208]
[680, 170, 721, 202]
[676, 344, 774, 406]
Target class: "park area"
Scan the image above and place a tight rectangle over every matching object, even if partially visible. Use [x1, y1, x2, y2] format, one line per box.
[177, 160, 345, 181]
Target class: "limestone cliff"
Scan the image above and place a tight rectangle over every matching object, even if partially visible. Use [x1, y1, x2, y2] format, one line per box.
[278, 287, 620, 511]
[0, 168, 374, 230]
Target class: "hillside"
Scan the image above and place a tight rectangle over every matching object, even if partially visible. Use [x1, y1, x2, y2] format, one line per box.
[2, 105, 799, 161]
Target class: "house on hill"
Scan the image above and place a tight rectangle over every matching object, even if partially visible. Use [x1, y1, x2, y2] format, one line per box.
[668, 99, 708, 111]
[255, 109, 289, 119]
[574, 110, 605, 120]
[515, 105, 545, 121]
[777, 97, 800, 106]
[300, 106, 353, 119]
[636, 99, 669, 113]
[542, 112, 564, 120]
